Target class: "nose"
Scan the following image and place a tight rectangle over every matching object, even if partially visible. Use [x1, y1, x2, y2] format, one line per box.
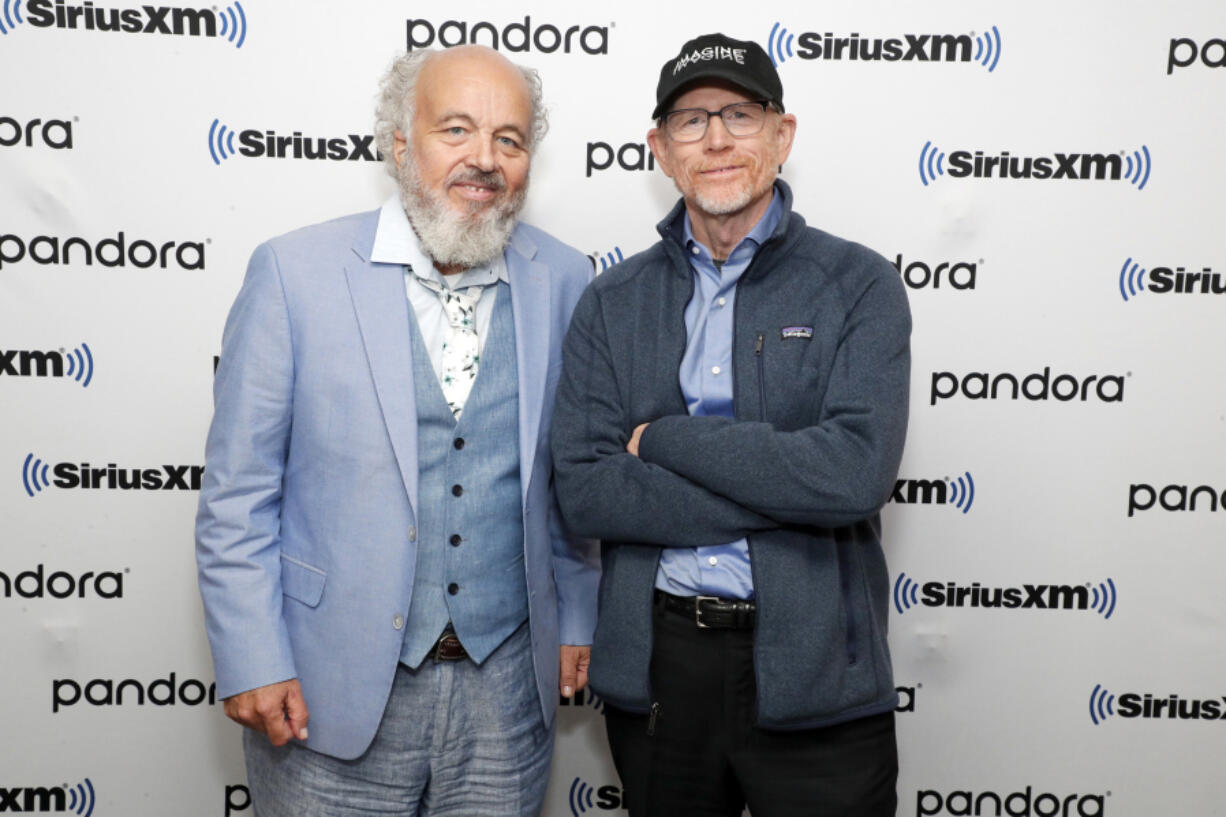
[468, 136, 497, 172]
[703, 114, 734, 150]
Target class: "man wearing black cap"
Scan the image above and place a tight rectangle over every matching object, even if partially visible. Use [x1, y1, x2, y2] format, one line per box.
[552, 33, 911, 816]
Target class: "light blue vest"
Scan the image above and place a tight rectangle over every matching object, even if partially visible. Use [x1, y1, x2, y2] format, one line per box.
[400, 281, 528, 667]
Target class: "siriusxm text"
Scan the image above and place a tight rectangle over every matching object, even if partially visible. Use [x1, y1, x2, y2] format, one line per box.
[235, 130, 380, 162]
[795, 32, 973, 62]
[0, 788, 71, 813]
[1118, 692, 1226, 720]
[921, 582, 1091, 610]
[48, 462, 204, 490]
[1147, 267, 1226, 295]
[948, 151, 1125, 180]
[26, 0, 220, 36]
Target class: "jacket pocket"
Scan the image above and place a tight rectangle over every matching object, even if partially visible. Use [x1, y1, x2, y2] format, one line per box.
[280, 553, 326, 608]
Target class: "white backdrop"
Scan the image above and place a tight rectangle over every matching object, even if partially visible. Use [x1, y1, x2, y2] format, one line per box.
[3, 1, 1225, 815]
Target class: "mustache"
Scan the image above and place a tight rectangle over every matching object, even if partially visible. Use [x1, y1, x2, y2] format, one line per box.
[446, 168, 507, 191]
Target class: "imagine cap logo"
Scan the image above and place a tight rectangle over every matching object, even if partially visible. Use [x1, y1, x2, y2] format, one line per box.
[767, 22, 1000, 71]
[919, 142, 1151, 189]
[208, 119, 380, 165]
[587, 246, 624, 274]
[0, 778, 96, 816]
[0, 0, 247, 46]
[894, 573, 1117, 618]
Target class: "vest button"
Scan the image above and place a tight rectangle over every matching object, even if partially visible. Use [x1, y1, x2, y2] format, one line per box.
[453, 437, 465, 450]
[392, 614, 404, 630]
[449, 534, 462, 546]
[448, 583, 460, 595]
[451, 484, 463, 497]
[408, 526, 417, 542]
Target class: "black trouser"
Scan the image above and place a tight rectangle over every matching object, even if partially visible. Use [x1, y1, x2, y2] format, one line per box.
[604, 601, 898, 817]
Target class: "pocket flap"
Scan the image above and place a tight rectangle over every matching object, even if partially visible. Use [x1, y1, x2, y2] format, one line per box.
[280, 554, 326, 608]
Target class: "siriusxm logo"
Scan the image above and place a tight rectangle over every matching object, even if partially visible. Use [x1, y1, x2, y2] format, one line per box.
[1118, 257, 1224, 301]
[930, 368, 1126, 406]
[586, 140, 654, 177]
[1, 564, 124, 599]
[224, 784, 250, 817]
[889, 473, 975, 513]
[587, 247, 624, 274]
[558, 686, 605, 713]
[52, 672, 217, 713]
[0, 779, 96, 815]
[0, 0, 247, 46]
[1128, 482, 1223, 517]
[0, 116, 72, 148]
[568, 778, 626, 814]
[207, 119, 380, 165]
[0, 344, 93, 386]
[21, 454, 204, 496]
[768, 22, 1001, 71]
[916, 786, 1104, 817]
[1090, 684, 1226, 725]
[894, 253, 977, 291]
[0, 231, 205, 271]
[919, 142, 1151, 190]
[894, 573, 1117, 618]
[406, 15, 608, 55]
[1168, 37, 1226, 74]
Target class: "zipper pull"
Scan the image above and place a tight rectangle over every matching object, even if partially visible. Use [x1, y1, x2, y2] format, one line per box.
[647, 702, 662, 736]
[754, 333, 765, 355]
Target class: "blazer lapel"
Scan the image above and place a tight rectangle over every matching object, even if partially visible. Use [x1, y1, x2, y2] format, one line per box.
[506, 227, 550, 508]
[345, 243, 419, 519]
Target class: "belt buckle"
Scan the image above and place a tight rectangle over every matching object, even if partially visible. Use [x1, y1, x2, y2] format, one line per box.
[694, 595, 720, 629]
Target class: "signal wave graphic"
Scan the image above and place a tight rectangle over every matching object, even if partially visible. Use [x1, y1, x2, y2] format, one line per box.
[1124, 146, 1152, 190]
[1089, 684, 1115, 726]
[973, 26, 1002, 72]
[67, 778, 96, 817]
[893, 572, 920, 615]
[1118, 257, 1147, 302]
[948, 471, 975, 513]
[64, 342, 95, 387]
[208, 119, 238, 165]
[1090, 578, 1117, 619]
[767, 22, 794, 66]
[217, 1, 247, 48]
[22, 452, 52, 497]
[918, 141, 945, 186]
[569, 777, 597, 816]
[588, 246, 624, 273]
[0, 0, 24, 35]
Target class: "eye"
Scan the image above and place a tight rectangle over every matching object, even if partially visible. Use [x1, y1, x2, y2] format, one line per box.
[447, 126, 467, 136]
[497, 135, 523, 149]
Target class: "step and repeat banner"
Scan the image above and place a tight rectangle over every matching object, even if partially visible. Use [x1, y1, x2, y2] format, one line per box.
[3, 1, 1224, 815]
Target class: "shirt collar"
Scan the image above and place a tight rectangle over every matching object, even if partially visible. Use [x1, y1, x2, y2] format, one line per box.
[370, 194, 508, 288]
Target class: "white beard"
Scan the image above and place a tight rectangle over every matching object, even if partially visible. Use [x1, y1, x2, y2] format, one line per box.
[398, 156, 526, 270]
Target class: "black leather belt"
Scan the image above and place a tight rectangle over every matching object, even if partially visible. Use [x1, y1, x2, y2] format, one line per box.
[427, 631, 468, 661]
[654, 590, 756, 630]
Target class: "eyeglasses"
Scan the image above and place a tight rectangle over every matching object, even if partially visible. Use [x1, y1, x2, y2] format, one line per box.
[662, 101, 773, 143]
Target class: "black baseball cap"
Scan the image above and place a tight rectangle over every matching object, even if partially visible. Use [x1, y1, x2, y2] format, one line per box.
[652, 33, 784, 120]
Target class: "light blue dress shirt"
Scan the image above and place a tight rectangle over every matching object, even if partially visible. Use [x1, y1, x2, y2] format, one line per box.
[654, 191, 783, 600]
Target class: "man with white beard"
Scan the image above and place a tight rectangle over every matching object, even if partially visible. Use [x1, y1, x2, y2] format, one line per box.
[196, 45, 599, 816]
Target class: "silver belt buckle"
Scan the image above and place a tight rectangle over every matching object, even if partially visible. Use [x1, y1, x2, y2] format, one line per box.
[694, 595, 720, 628]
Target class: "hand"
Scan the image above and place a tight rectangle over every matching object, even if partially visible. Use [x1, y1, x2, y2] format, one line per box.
[559, 645, 591, 698]
[626, 423, 650, 457]
[223, 679, 309, 746]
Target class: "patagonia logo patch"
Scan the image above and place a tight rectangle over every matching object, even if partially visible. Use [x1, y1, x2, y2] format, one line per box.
[780, 326, 814, 340]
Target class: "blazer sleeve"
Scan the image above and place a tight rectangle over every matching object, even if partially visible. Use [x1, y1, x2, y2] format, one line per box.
[195, 242, 298, 699]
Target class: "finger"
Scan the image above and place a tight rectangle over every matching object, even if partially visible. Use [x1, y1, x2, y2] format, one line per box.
[258, 695, 295, 746]
[285, 686, 310, 741]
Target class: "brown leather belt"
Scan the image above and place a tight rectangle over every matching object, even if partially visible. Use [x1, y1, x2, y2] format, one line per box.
[654, 589, 756, 630]
[427, 632, 468, 661]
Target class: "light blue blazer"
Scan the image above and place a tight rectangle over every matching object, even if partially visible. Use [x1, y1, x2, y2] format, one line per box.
[196, 209, 600, 760]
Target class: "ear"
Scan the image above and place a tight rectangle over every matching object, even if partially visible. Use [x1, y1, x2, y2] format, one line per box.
[392, 129, 408, 170]
[646, 126, 675, 179]
[772, 113, 797, 167]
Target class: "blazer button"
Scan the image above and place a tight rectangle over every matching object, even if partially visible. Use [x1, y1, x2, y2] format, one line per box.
[451, 484, 463, 497]
[449, 534, 462, 547]
[408, 526, 417, 542]
[448, 583, 459, 595]
[392, 614, 404, 630]
[453, 437, 465, 450]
